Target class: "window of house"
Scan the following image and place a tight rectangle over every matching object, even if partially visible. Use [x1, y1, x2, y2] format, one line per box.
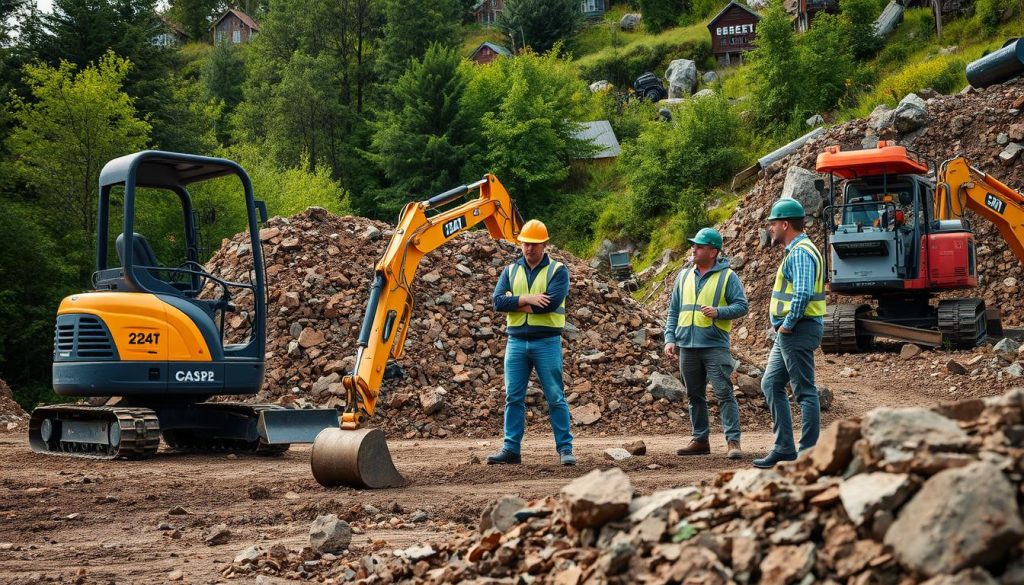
[216, 30, 226, 43]
[233, 30, 241, 43]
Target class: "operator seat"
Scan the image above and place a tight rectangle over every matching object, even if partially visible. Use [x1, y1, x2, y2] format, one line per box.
[115, 232, 160, 268]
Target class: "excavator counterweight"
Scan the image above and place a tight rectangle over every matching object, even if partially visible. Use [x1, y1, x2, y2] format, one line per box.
[310, 174, 524, 488]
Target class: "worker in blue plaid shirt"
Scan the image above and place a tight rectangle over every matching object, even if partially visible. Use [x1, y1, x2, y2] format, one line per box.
[754, 198, 826, 469]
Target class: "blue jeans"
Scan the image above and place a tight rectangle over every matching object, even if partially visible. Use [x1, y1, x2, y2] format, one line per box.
[761, 319, 823, 455]
[679, 347, 741, 442]
[502, 335, 573, 455]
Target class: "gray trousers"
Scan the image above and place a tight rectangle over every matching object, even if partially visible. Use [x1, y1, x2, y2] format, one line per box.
[679, 346, 741, 442]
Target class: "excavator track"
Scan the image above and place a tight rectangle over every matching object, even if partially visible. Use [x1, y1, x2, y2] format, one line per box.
[822, 303, 874, 353]
[162, 403, 289, 455]
[938, 298, 987, 349]
[28, 405, 161, 459]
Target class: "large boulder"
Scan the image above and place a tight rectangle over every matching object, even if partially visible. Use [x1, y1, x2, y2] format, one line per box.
[309, 515, 352, 554]
[703, 70, 719, 84]
[861, 407, 969, 468]
[646, 372, 685, 402]
[560, 468, 633, 529]
[693, 88, 716, 99]
[869, 103, 896, 131]
[665, 59, 698, 98]
[780, 166, 824, 217]
[619, 13, 641, 31]
[479, 495, 527, 533]
[884, 461, 1024, 576]
[589, 80, 613, 93]
[839, 472, 913, 526]
[894, 93, 929, 134]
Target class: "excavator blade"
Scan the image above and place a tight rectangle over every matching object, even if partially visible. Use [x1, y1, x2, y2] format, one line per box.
[310, 427, 407, 489]
[257, 408, 340, 445]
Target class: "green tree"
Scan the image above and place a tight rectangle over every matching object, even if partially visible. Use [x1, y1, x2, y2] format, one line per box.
[620, 93, 744, 239]
[203, 40, 245, 110]
[840, 0, 880, 60]
[497, 0, 582, 53]
[799, 13, 854, 115]
[166, 0, 221, 41]
[376, 0, 460, 83]
[638, 0, 680, 32]
[6, 51, 150, 275]
[368, 44, 472, 217]
[461, 50, 595, 213]
[749, 0, 802, 128]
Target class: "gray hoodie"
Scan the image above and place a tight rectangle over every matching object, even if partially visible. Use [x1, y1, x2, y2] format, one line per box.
[664, 257, 748, 349]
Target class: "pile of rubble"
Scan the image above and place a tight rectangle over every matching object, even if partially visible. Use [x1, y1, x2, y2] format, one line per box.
[228, 386, 1024, 584]
[0, 378, 28, 431]
[204, 209, 774, 439]
[679, 78, 1024, 346]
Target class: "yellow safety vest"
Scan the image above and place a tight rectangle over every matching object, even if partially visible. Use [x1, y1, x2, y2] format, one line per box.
[770, 237, 826, 319]
[506, 260, 566, 329]
[676, 267, 733, 333]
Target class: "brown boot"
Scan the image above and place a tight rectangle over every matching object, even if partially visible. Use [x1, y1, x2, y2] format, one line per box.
[676, 438, 711, 456]
[727, 440, 743, 460]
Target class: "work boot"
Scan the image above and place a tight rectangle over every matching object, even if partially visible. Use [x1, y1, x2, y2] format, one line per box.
[486, 448, 521, 465]
[676, 438, 711, 456]
[752, 450, 797, 469]
[559, 450, 577, 466]
[727, 440, 742, 460]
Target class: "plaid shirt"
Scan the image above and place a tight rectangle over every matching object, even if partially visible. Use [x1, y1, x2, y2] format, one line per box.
[772, 233, 824, 330]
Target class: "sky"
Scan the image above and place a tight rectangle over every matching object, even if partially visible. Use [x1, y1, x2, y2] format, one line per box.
[36, 0, 51, 13]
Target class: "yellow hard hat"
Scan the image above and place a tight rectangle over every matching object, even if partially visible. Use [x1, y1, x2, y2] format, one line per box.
[518, 219, 549, 243]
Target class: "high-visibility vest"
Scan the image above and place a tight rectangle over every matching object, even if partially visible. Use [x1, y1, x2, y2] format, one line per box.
[770, 237, 826, 319]
[506, 260, 566, 329]
[675, 267, 733, 333]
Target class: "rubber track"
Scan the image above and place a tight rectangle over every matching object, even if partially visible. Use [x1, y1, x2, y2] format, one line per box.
[937, 298, 987, 349]
[28, 406, 160, 460]
[822, 304, 866, 354]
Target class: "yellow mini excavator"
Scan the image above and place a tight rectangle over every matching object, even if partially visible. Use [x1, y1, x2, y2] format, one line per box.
[30, 151, 340, 458]
[310, 174, 524, 489]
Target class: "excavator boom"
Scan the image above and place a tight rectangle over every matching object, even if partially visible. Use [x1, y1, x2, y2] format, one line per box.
[311, 174, 524, 488]
[936, 157, 1024, 263]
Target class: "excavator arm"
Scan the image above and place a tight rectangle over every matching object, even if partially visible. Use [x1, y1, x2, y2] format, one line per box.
[935, 157, 1024, 262]
[340, 174, 524, 430]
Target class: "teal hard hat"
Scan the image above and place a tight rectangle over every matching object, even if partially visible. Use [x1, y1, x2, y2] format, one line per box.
[767, 198, 806, 221]
[688, 227, 723, 250]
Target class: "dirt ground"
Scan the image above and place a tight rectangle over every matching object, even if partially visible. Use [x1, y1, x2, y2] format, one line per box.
[0, 345, 1013, 585]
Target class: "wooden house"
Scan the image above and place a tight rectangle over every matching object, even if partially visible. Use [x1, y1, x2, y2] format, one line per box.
[472, 0, 503, 24]
[470, 42, 512, 64]
[707, 1, 761, 66]
[211, 8, 260, 45]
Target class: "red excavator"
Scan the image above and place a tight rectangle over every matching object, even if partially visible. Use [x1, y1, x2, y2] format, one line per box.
[309, 174, 524, 488]
[817, 141, 1024, 352]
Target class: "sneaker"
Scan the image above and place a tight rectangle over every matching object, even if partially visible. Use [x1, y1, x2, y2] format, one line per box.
[727, 440, 742, 460]
[752, 450, 797, 469]
[486, 449, 521, 465]
[676, 438, 711, 456]
[559, 451, 577, 466]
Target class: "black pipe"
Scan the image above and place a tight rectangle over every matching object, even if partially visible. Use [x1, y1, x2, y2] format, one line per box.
[357, 273, 385, 347]
[425, 185, 469, 209]
[967, 38, 1024, 89]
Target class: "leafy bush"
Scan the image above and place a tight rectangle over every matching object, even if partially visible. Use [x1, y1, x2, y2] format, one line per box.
[639, 0, 682, 32]
[975, 0, 1014, 33]
[575, 23, 711, 86]
[875, 54, 966, 99]
[497, 0, 582, 53]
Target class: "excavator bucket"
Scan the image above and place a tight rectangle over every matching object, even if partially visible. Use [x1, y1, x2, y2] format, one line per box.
[310, 427, 406, 489]
[257, 408, 341, 445]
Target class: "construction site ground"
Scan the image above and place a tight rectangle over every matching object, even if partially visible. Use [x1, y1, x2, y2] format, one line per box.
[0, 345, 1009, 585]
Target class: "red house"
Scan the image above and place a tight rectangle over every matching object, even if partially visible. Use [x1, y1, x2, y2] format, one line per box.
[211, 8, 260, 45]
[470, 42, 512, 65]
[472, 0, 503, 24]
[707, 1, 761, 66]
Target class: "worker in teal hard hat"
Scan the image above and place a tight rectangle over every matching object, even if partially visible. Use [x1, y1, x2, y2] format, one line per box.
[665, 226, 748, 459]
[754, 197, 827, 469]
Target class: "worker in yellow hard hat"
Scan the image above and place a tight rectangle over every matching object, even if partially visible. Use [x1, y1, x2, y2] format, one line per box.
[487, 219, 575, 466]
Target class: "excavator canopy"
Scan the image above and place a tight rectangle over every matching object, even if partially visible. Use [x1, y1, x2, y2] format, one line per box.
[816, 143, 929, 179]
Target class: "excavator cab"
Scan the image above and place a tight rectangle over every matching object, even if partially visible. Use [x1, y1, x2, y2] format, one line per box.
[30, 151, 339, 459]
[817, 142, 988, 353]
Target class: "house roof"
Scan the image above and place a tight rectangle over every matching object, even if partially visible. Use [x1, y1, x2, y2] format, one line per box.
[159, 14, 186, 37]
[707, 1, 762, 27]
[212, 8, 260, 31]
[470, 42, 512, 60]
[573, 121, 621, 159]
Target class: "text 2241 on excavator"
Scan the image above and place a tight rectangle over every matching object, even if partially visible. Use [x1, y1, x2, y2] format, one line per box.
[816, 141, 1024, 352]
[30, 151, 341, 458]
[309, 174, 525, 489]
